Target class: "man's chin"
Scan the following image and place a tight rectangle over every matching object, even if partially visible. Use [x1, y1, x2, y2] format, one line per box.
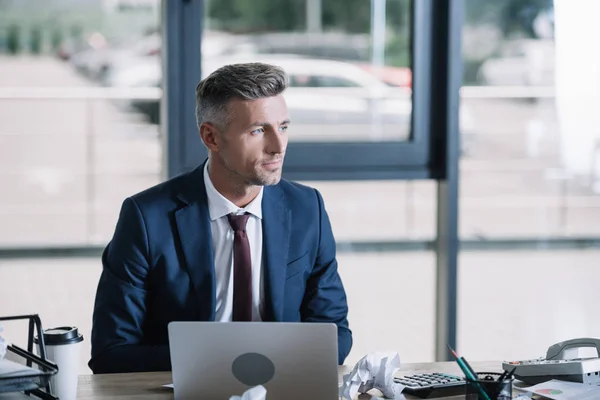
[252, 172, 282, 186]
[266, 176, 282, 186]
[262, 175, 282, 186]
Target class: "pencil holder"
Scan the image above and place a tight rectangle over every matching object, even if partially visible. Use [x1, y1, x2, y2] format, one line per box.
[465, 372, 513, 400]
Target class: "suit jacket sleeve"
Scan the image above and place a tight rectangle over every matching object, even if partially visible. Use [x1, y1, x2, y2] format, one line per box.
[89, 197, 171, 373]
[301, 189, 353, 365]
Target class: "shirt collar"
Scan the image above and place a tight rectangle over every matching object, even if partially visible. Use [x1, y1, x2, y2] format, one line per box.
[203, 162, 263, 221]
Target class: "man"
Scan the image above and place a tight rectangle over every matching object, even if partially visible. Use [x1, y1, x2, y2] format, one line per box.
[89, 62, 352, 373]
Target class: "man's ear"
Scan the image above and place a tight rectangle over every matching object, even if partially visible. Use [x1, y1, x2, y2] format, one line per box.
[200, 123, 220, 152]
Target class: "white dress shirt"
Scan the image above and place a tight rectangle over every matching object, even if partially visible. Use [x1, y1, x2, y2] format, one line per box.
[203, 163, 264, 322]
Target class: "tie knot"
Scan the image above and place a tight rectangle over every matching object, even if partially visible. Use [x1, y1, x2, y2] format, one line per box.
[227, 213, 250, 232]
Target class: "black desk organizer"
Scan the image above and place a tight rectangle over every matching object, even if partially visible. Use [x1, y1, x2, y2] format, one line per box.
[0, 314, 58, 399]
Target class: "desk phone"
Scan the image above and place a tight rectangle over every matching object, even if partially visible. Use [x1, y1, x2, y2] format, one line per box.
[502, 338, 600, 385]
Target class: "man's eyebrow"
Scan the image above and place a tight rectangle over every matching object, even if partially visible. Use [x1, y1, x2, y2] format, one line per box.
[245, 122, 269, 131]
[245, 119, 291, 130]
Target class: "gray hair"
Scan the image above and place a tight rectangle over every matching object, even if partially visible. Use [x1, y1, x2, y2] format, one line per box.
[195, 62, 288, 130]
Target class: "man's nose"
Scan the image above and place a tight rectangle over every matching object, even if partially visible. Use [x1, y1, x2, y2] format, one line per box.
[266, 129, 287, 154]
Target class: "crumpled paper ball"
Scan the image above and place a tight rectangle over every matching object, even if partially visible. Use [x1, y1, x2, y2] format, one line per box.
[229, 385, 267, 400]
[0, 325, 7, 359]
[340, 352, 405, 399]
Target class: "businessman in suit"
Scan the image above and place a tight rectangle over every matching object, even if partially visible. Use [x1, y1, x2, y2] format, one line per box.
[89, 62, 352, 373]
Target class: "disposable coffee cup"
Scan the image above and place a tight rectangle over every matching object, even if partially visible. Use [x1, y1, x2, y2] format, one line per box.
[34, 326, 84, 400]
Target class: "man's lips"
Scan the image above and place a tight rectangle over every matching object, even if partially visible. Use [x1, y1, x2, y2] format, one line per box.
[262, 160, 282, 167]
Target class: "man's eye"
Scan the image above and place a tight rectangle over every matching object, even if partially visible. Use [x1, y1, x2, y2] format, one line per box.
[279, 125, 289, 132]
[250, 127, 264, 135]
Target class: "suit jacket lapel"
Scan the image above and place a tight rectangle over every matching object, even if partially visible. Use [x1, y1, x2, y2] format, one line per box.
[262, 185, 291, 321]
[174, 165, 216, 321]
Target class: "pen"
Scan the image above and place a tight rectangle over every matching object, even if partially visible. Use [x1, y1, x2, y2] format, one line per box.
[505, 366, 517, 380]
[448, 345, 492, 400]
[497, 366, 516, 382]
[497, 369, 508, 382]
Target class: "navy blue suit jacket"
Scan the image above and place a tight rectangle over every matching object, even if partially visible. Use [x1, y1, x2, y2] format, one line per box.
[89, 165, 352, 373]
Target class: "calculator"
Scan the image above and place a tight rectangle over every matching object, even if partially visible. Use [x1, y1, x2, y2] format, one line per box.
[394, 372, 466, 398]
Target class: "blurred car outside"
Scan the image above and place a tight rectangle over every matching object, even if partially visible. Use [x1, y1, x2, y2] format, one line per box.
[106, 54, 412, 135]
[476, 38, 555, 86]
[69, 32, 161, 82]
[76, 29, 474, 147]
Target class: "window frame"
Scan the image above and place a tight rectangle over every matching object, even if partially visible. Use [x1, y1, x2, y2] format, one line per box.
[164, 0, 440, 181]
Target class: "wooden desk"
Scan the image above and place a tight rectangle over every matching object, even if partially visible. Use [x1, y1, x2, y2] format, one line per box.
[76, 361, 503, 399]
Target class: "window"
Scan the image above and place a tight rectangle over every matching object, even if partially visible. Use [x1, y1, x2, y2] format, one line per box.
[0, 1, 163, 246]
[0, 0, 163, 372]
[169, 0, 444, 180]
[459, 0, 600, 361]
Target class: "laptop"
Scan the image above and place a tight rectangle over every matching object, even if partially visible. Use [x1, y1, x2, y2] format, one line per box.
[168, 321, 339, 400]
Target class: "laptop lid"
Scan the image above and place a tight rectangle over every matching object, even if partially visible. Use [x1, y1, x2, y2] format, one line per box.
[168, 322, 339, 400]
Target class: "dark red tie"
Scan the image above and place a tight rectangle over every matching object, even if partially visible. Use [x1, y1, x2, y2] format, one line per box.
[227, 213, 253, 321]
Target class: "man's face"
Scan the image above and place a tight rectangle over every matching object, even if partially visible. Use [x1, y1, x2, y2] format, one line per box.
[214, 94, 290, 186]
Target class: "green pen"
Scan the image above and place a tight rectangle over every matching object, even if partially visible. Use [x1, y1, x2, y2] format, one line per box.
[448, 345, 492, 400]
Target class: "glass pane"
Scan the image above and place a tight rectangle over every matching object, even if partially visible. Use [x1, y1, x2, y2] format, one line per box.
[460, 0, 600, 361]
[303, 180, 437, 364]
[304, 180, 436, 241]
[204, 0, 413, 142]
[458, 250, 600, 361]
[0, 258, 101, 373]
[461, 0, 600, 239]
[0, 1, 163, 247]
[339, 251, 435, 364]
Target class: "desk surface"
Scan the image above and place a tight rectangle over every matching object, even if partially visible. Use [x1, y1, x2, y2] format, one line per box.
[76, 361, 503, 399]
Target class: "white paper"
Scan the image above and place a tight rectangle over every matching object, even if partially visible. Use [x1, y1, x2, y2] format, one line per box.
[339, 352, 405, 399]
[229, 385, 267, 400]
[522, 379, 600, 400]
[0, 325, 7, 359]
